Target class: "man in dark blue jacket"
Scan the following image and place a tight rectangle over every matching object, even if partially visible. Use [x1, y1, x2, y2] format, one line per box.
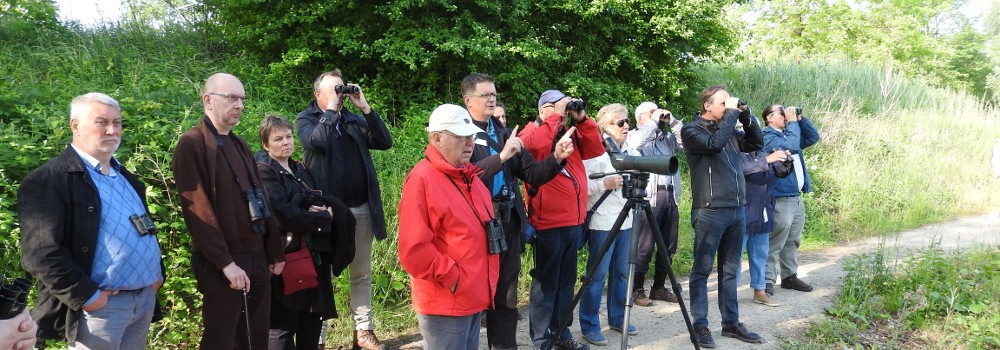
[680, 86, 764, 348]
[761, 104, 821, 296]
[296, 69, 393, 350]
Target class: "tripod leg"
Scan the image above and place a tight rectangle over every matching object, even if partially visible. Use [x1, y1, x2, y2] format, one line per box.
[543, 200, 636, 350]
[644, 204, 701, 350]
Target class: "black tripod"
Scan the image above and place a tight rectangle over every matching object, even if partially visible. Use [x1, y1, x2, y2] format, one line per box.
[545, 171, 700, 350]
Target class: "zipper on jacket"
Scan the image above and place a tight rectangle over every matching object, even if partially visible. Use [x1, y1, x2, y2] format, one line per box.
[566, 171, 582, 223]
[708, 167, 714, 198]
[723, 145, 740, 204]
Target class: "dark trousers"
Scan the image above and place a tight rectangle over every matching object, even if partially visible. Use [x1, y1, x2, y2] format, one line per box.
[486, 215, 522, 350]
[528, 225, 583, 348]
[688, 207, 745, 328]
[193, 251, 271, 350]
[267, 309, 322, 350]
[633, 189, 679, 290]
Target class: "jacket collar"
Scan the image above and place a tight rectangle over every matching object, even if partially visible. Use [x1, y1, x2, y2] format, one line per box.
[423, 144, 482, 184]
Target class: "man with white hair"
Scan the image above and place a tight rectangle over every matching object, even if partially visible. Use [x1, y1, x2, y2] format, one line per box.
[398, 104, 500, 350]
[20, 92, 164, 349]
[625, 101, 684, 306]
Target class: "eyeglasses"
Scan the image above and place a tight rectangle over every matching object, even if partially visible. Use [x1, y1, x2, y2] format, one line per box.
[439, 131, 475, 142]
[207, 92, 247, 104]
[468, 92, 498, 99]
[768, 107, 785, 118]
[614, 119, 629, 128]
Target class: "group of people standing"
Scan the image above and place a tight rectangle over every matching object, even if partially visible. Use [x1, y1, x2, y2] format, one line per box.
[17, 70, 394, 350]
[399, 79, 822, 350]
[12, 69, 819, 350]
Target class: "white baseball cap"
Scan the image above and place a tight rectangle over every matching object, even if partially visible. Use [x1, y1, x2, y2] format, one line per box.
[426, 104, 484, 136]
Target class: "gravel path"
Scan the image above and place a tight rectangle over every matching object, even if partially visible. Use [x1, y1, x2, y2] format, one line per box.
[397, 212, 1000, 349]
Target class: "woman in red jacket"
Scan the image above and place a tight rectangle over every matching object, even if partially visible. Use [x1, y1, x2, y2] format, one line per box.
[398, 104, 500, 350]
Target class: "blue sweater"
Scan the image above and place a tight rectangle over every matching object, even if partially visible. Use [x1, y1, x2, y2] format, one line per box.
[762, 118, 820, 197]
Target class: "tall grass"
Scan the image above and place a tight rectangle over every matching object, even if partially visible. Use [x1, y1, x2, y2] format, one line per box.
[696, 59, 1000, 243]
[794, 246, 1000, 349]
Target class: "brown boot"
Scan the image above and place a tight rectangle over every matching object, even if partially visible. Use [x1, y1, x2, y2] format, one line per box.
[355, 330, 387, 350]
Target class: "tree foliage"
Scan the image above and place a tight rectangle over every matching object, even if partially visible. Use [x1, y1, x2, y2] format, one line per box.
[742, 0, 993, 101]
[206, 0, 736, 122]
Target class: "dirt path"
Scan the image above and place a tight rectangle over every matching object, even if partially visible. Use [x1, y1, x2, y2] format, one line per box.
[398, 212, 1000, 349]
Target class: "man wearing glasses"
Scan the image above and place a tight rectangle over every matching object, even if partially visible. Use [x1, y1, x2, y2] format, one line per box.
[173, 73, 287, 349]
[460, 73, 572, 350]
[761, 105, 820, 296]
[296, 69, 393, 350]
[519, 89, 605, 350]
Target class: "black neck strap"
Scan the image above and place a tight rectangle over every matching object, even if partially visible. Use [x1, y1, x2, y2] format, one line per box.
[205, 117, 260, 191]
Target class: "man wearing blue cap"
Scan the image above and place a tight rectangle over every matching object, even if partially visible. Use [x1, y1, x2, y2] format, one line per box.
[520, 90, 605, 350]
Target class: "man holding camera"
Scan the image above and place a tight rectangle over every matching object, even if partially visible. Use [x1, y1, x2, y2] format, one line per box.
[296, 69, 393, 350]
[519, 90, 605, 350]
[20, 92, 164, 348]
[625, 101, 684, 306]
[173, 73, 286, 349]
[761, 105, 820, 296]
[681, 86, 764, 348]
[460, 73, 572, 350]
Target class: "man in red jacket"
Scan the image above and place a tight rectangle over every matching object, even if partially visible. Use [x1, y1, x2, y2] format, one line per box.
[520, 90, 605, 350]
[398, 104, 500, 350]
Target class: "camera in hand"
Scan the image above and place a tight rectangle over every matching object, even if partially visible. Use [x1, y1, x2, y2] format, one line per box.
[245, 188, 272, 234]
[492, 184, 515, 223]
[335, 84, 360, 94]
[0, 274, 31, 320]
[129, 213, 157, 236]
[566, 99, 587, 112]
[485, 218, 508, 255]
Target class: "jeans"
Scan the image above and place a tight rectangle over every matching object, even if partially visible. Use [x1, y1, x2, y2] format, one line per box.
[688, 207, 744, 328]
[766, 196, 805, 283]
[528, 225, 583, 348]
[740, 231, 770, 291]
[416, 312, 482, 350]
[71, 286, 156, 350]
[579, 228, 632, 333]
[349, 204, 375, 330]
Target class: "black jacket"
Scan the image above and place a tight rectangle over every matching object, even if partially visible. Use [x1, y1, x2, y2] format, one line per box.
[18, 146, 164, 341]
[255, 152, 356, 317]
[681, 109, 763, 209]
[296, 101, 392, 239]
[471, 117, 563, 234]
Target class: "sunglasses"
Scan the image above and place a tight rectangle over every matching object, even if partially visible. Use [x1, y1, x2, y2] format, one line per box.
[614, 119, 628, 128]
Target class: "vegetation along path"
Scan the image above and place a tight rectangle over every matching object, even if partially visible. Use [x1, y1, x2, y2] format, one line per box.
[395, 212, 1000, 349]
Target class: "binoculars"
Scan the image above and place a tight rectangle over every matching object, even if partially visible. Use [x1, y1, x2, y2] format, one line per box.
[0, 273, 32, 320]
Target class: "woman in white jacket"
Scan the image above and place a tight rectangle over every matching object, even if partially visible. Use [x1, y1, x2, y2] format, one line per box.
[577, 103, 638, 346]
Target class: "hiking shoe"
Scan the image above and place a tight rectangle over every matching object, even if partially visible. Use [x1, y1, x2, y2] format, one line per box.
[555, 337, 591, 350]
[650, 287, 679, 303]
[609, 324, 639, 335]
[581, 330, 608, 346]
[694, 327, 716, 348]
[764, 282, 774, 296]
[753, 293, 780, 307]
[632, 289, 654, 307]
[721, 323, 765, 344]
[355, 330, 387, 350]
[781, 274, 814, 292]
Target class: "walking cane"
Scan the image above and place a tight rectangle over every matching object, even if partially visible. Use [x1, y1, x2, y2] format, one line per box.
[242, 288, 253, 350]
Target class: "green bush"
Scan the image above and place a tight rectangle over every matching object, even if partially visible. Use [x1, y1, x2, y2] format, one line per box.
[4, 16, 1000, 349]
